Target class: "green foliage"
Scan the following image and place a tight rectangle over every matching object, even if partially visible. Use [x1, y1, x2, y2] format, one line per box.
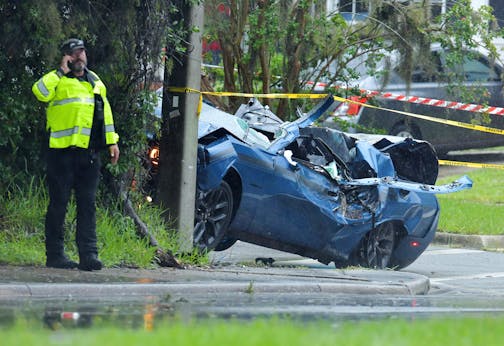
[319, 116, 386, 135]
[0, 1, 209, 265]
[0, 1, 63, 189]
[3, 316, 504, 346]
[437, 168, 504, 235]
[432, 0, 504, 106]
[0, 178, 54, 264]
[0, 179, 202, 267]
[0, 0, 176, 188]
[2, 1, 504, 263]
[0, 177, 47, 239]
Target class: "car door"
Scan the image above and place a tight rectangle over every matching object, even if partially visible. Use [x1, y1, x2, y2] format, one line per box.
[245, 147, 344, 251]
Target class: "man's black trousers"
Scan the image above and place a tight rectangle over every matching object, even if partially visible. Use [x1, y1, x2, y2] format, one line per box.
[45, 148, 101, 259]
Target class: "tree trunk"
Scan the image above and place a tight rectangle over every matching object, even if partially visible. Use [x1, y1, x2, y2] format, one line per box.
[278, 0, 309, 118]
[258, 0, 271, 106]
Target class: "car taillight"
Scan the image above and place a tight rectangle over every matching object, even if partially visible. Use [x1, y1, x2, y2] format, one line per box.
[149, 146, 159, 166]
[410, 241, 420, 248]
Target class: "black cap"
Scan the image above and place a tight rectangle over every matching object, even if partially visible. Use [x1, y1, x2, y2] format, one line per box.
[60, 38, 86, 55]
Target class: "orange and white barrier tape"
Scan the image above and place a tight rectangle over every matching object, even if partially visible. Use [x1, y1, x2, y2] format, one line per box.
[304, 82, 504, 116]
[363, 90, 504, 116]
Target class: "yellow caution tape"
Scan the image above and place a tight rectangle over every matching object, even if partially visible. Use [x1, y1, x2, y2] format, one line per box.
[439, 159, 504, 170]
[168, 87, 327, 99]
[197, 93, 203, 116]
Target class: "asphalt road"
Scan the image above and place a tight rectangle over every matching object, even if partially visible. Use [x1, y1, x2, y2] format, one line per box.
[213, 241, 504, 297]
[209, 241, 504, 318]
[407, 246, 504, 296]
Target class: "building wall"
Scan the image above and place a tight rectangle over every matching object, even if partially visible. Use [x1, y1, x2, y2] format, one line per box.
[326, 1, 504, 51]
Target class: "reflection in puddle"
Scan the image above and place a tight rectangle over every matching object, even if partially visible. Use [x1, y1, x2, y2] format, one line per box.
[44, 309, 93, 330]
[144, 303, 155, 331]
[40, 304, 166, 331]
[2, 293, 504, 331]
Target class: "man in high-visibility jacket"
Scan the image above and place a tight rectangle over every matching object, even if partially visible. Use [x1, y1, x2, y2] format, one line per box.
[32, 38, 120, 271]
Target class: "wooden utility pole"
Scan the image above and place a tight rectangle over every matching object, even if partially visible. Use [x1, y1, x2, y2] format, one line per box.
[158, 1, 204, 252]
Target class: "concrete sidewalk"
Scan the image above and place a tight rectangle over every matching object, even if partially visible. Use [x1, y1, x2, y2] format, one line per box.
[0, 264, 430, 298]
[0, 241, 430, 298]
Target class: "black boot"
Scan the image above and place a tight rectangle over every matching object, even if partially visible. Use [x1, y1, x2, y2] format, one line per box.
[78, 254, 103, 271]
[46, 254, 78, 269]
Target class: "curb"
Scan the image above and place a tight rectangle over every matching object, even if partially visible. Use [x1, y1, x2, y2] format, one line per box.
[0, 275, 430, 298]
[0, 265, 431, 298]
[434, 232, 504, 250]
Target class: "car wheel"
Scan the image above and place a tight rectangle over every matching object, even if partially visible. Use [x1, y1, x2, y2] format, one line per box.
[193, 181, 234, 253]
[214, 236, 238, 251]
[390, 123, 421, 139]
[333, 258, 349, 269]
[359, 223, 396, 269]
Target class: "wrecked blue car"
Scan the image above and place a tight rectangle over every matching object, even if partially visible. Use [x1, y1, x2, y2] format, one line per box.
[159, 95, 472, 269]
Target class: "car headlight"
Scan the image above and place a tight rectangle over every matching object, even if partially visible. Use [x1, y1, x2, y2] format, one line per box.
[333, 187, 380, 220]
[148, 145, 159, 167]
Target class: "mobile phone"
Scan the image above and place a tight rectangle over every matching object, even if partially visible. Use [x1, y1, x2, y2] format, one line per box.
[67, 58, 74, 70]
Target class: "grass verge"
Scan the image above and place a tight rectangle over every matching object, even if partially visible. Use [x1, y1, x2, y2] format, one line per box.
[1, 315, 504, 346]
[0, 178, 207, 267]
[437, 168, 504, 235]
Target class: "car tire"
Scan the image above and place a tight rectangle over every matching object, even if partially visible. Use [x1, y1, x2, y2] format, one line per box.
[359, 223, 396, 269]
[333, 258, 350, 269]
[214, 236, 238, 251]
[390, 123, 421, 139]
[193, 181, 234, 253]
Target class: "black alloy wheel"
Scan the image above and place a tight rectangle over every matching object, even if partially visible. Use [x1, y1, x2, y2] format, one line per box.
[193, 181, 234, 252]
[360, 223, 396, 269]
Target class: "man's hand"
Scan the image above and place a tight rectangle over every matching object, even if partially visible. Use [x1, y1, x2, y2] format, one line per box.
[59, 55, 73, 75]
[109, 144, 120, 165]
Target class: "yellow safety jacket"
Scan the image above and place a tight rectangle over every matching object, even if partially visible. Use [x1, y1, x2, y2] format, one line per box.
[32, 69, 119, 149]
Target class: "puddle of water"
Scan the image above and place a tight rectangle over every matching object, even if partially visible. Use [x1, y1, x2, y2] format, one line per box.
[2, 293, 504, 331]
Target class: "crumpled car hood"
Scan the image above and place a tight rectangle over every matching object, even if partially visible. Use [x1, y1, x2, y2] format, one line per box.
[198, 103, 271, 149]
[269, 96, 337, 153]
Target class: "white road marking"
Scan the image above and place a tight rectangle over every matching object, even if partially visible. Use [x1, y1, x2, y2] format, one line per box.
[431, 272, 504, 282]
[424, 248, 483, 255]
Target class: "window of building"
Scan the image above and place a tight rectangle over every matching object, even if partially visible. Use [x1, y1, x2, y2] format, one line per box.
[338, 0, 368, 13]
[490, 0, 504, 28]
[334, 1, 450, 22]
[338, 0, 369, 21]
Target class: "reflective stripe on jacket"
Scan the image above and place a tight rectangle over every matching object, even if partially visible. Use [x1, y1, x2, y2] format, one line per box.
[32, 70, 119, 149]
